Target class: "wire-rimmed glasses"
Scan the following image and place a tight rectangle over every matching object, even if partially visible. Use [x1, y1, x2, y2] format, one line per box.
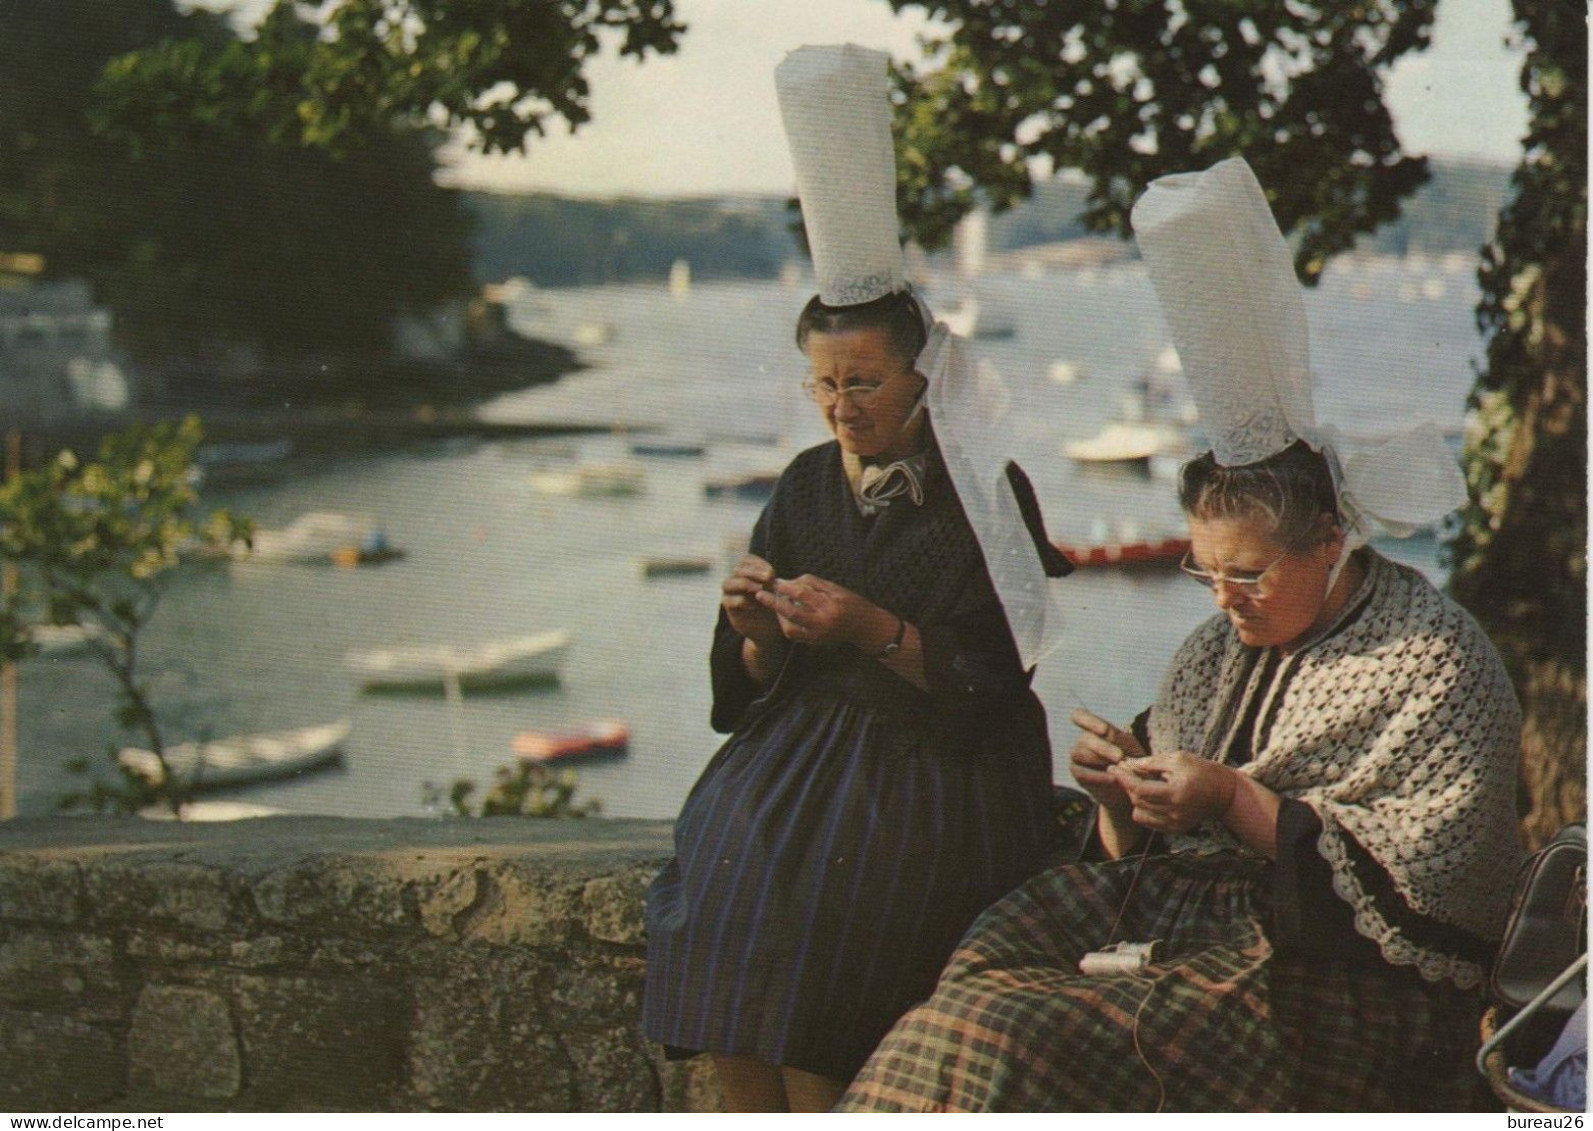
[800, 368, 917, 408]
[1178, 547, 1292, 594]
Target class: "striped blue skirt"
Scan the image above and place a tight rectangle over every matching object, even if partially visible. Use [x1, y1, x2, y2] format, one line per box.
[641, 680, 1054, 1080]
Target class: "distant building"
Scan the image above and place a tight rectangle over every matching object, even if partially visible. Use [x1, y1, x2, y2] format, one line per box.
[0, 274, 131, 428]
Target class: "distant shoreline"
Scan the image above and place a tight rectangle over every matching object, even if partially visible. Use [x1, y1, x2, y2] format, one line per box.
[13, 332, 625, 477]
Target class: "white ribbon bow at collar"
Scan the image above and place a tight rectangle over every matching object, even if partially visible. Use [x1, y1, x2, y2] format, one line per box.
[856, 456, 927, 514]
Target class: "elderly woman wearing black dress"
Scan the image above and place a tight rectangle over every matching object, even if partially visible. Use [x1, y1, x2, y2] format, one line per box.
[640, 45, 1070, 1112]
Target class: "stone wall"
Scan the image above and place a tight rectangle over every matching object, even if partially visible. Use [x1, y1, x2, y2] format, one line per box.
[0, 816, 723, 1112]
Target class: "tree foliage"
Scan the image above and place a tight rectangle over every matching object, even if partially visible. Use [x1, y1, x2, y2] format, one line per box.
[887, 0, 1586, 839]
[0, 0, 198, 279]
[91, 0, 685, 158]
[885, 0, 1438, 280]
[0, 417, 252, 814]
[0, 0, 684, 368]
[423, 761, 601, 818]
[0, 0, 477, 363]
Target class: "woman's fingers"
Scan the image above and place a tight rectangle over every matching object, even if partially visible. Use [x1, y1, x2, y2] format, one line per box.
[1071, 731, 1126, 769]
[766, 575, 824, 607]
[1111, 753, 1235, 832]
[1070, 708, 1145, 759]
[1070, 707, 1111, 735]
[1073, 768, 1124, 800]
[734, 553, 775, 581]
[757, 575, 858, 644]
[1071, 720, 1143, 768]
[1112, 755, 1172, 788]
[725, 556, 776, 602]
[722, 574, 765, 600]
[754, 584, 805, 620]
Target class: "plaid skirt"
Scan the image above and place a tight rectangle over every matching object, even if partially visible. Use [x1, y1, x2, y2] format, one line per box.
[838, 852, 1486, 1112]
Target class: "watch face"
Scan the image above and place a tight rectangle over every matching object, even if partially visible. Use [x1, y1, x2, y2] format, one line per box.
[874, 616, 905, 658]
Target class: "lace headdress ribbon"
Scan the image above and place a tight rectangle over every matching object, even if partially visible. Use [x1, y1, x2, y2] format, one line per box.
[775, 45, 1063, 666]
[1130, 157, 1466, 550]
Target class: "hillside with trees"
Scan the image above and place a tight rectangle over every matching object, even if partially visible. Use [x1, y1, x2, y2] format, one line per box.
[460, 157, 1511, 289]
[462, 193, 797, 287]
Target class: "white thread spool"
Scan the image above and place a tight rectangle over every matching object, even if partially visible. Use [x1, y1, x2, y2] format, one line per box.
[1078, 940, 1162, 977]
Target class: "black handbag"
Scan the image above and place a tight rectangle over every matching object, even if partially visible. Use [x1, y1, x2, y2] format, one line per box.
[1490, 823, 1588, 1016]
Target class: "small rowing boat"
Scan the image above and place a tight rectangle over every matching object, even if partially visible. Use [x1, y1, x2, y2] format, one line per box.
[118, 720, 350, 791]
[513, 719, 630, 764]
[344, 629, 571, 692]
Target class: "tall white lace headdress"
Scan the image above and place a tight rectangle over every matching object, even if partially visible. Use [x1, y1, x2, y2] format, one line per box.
[1131, 157, 1466, 548]
[775, 44, 1063, 667]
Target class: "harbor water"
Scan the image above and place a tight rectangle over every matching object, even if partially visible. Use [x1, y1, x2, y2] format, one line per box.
[18, 256, 1484, 820]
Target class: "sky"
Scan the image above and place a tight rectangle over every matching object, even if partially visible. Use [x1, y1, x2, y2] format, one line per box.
[191, 0, 1530, 198]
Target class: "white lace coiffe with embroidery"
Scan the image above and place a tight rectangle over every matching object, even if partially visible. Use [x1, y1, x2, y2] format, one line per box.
[1148, 553, 1524, 988]
[775, 46, 906, 307]
[1131, 157, 1468, 551]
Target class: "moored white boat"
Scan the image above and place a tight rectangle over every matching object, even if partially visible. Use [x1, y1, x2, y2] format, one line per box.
[530, 463, 645, 498]
[25, 622, 109, 657]
[1062, 420, 1189, 465]
[1064, 358, 1198, 470]
[343, 629, 572, 691]
[572, 321, 615, 346]
[1047, 360, 1082, 385]
[118, 719, 350, 791]
[235, 511, 377, 564]
[138, 800, 288, 821]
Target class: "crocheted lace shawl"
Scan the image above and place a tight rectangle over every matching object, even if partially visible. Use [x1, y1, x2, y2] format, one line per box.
[1148, 552, 1524, 988]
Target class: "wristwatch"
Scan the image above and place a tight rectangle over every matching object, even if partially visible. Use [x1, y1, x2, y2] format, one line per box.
[871, 615, 906, 659]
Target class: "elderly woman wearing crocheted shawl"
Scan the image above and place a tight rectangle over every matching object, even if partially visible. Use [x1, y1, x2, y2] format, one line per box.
[838, 158, 1524, 1113]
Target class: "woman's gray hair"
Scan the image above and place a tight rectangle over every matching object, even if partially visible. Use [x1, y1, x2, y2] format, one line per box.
[795, 289, 928, 368]
[1178, 440, 1341, 550]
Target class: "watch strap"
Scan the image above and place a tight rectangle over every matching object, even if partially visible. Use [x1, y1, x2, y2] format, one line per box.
[871, 615, 906, 659]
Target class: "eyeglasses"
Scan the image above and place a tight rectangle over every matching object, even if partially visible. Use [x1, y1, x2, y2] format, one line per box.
[800, 372, 913, 407]
[1179, 547, 1292, 594]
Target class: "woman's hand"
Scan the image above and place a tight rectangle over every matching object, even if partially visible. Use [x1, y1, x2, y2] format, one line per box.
[1068, 708, 1144, 818]
[755, 574, 895, 651]
[1110, 751, 1238, 836]
[721, 554, 784, 649]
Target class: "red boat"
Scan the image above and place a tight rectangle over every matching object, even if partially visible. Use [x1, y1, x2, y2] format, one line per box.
[512, 719, 630, 763]
[1052, 534, 1191, 569]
